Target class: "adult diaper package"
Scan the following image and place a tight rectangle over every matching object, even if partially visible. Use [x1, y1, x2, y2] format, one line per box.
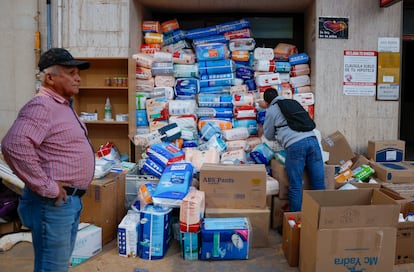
[200, 217, 251, 260]
[138, 205, 172, 260]
[152, 163, 194, 207]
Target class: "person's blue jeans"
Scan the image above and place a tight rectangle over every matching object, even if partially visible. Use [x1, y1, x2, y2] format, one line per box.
[18, 186, 82, 272]
[285, 136, 325, 212]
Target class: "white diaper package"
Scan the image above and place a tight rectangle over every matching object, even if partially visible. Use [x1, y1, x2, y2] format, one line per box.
[222, 127, 250, 141]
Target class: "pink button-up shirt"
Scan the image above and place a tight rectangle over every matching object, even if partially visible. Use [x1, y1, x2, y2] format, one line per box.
[1, 87, 95, 198]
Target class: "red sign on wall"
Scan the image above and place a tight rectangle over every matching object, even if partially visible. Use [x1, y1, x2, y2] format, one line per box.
[380, 0, 402, 8]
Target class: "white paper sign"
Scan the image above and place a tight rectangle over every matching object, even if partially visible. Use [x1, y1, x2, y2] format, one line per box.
[343, 50, 377, 96]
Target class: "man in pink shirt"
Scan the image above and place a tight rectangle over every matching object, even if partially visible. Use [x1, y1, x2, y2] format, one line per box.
[1, 48, 95, 271]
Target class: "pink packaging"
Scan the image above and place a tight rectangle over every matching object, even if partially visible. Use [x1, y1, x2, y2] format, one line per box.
[179, 188, 205, 232]
[290, 75, 311, 88]
[225, 139, 248, 151]
[132, 53, 154, 69]
[184, 149, 220, 172]
[154, 75, 175, 87]
[224, 28, 252, 40]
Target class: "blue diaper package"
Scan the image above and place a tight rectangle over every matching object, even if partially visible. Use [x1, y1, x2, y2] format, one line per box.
[146, 142, 185, 167]
[216, 18, 250, 34]
[186, 26, 217, 40]
[196, 107, 234, 118]
[236, 66, 254, 80]
[139, 205, 172, 260]
[200, 217, 251, 260]
[193, 35, 227, 47]
[195, 43, 229, 61]
[175, 78, 200, 96]
[198, 60, 235, 76]
[198, 93, 233, 108]
[275, 61, 292, 73]
[289, 53, 309, 65]
[163, 29, 186, 46]
[233, 119, 258, 135]
[141, 157, 165, 178]
[249, 142, 275, 165]
[199, 86, 231, 94]
[199, 73, 235, 88]
[152, 162, 194, 208]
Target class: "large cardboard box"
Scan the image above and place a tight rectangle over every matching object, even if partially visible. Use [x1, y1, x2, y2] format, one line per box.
[321, 130, 355, 165]
[395, 202, 414, 264]
[367, 140, 405, 162]
[70, 223, 102, 267]
[270, 159, 335, 200]
[299, 189, 399, 272]
[81, 172, 126, 245]
[369, 161, 414, 183]
[205, 207, 270, 248]
[268, 195, 290, 228]
[199, 163, 267, 209]
[282, 212, 301, 267]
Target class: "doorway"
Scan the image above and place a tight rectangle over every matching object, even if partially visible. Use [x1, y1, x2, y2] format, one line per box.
[400, 40, 414, 160]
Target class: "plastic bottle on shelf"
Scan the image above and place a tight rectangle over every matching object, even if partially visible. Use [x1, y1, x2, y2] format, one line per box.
[104, 97, 113, 121]
[398, 213, 405, 222]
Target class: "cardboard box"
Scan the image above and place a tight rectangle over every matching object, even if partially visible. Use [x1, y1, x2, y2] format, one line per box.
[282, 212, 301, 267]
[321, 130, 355, 165]
[395, 202, 414, 264]
[81, 172, 126, 245]
[199, 163, 267, 209]
[367, 140, 405, 162]
[70, 223, 102, 267]
[200, 217, 251, 260]
[118, 213, 140, 257]
[369, 161, 414, 183]
[205, 207, 270, 248]
[268, 195, 290, 228]
[299, 189, 400, 272]
[270, 159, 335, 200]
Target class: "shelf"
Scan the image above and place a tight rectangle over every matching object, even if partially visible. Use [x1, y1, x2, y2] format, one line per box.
[83, 120, 129, 125]
[73, 57, 136, 160]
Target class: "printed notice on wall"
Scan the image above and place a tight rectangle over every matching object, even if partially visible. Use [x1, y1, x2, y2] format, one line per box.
[343, 50, 377, 96]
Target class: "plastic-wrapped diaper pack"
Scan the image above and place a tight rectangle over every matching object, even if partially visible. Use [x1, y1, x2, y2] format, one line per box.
[152, 162, 194, 207]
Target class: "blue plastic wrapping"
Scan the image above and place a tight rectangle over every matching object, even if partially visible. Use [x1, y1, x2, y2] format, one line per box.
[216, 18, 250, 34]
[185, 26, 217, 40]
[289, 53, 309, 65]
[198, 60, 235, 76]
[193, 34, 227, 47]
[198, 93, 233, 108]
[195, 43, 229, 61]
[175, 78, 200, 96]
[199, 73, 235, 88]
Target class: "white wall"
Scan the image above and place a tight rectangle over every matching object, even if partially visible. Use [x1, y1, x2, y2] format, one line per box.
[314, 0, 402, 154]
[0, 0, 42, 137]
[0, 0, 404, 157]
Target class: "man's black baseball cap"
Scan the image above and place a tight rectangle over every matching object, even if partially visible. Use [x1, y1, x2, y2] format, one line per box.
[38, 48, 90, 71]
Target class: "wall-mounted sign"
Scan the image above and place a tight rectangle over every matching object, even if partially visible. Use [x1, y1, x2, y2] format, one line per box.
[377, 52, 400, 100]
[319, 17, 349, 39]
[380, 0, 402, 8]
[343, 50, 377, 96]
[378, 37, 400, 53]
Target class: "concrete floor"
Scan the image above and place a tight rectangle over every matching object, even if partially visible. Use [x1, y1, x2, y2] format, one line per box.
[1, 229, 414, 272]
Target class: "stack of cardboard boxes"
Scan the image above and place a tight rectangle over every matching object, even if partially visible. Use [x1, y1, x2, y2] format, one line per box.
[199, 163, 270, 248]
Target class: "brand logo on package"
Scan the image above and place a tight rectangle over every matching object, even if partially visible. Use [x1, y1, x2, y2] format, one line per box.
[335, 256, 378, 271]
[202, 177, 234, 184]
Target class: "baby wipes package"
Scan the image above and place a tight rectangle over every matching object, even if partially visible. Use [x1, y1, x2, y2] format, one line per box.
[152, 162, 194, 207]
